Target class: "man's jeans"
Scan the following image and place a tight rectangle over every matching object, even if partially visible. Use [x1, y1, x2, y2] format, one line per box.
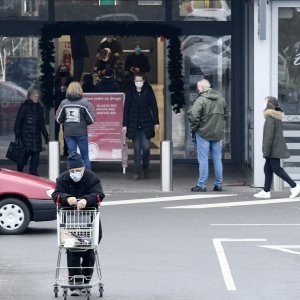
[133, 128, 150, 173]
[64, 135, 91, 170]
[195, 133, 223, 188]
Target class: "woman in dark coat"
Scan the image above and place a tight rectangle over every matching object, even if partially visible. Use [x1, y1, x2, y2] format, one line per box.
[122, 73, 159, 180]
[254, 96, 300, 199]
[14, 88, 49, 176]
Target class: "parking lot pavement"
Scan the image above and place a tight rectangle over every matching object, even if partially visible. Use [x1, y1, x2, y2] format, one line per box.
[2, 192, 300, 299]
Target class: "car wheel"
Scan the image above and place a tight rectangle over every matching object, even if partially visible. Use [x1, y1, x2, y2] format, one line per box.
[0, 198, 30, 235]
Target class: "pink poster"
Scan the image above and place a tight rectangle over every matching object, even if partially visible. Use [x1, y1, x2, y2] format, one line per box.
[83, 93, 125, 161]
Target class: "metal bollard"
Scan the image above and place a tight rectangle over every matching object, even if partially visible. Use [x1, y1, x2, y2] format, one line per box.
[49, 141, 60, 182]
[160, 140, 173, 192]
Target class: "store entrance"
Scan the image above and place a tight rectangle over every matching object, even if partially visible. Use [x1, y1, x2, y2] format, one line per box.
[55, 35, 165, 157]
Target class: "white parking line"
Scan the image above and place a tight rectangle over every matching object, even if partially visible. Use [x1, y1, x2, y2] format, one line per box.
[260, 245, 300, 255]
[211, 223, 300, 226]
[164, 197, 300, 209]
[101, 194, 236, 206]
[213, 238, 267, 291]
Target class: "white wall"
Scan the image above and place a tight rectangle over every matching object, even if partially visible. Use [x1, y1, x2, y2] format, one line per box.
[253, 0, 272, 187]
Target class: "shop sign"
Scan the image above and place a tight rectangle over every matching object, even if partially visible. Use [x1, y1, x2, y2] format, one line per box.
[138, 0, 162, 5]
[283, 115, 300, 122]
[84, 93, 125, 161]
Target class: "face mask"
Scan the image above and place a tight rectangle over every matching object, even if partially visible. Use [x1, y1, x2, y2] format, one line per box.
[70, 170, 83, 182]
[135, 81, 144, 89]
[134, 47, 141, 55]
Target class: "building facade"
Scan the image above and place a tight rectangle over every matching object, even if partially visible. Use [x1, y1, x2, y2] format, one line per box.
[0, 0, 297, 188]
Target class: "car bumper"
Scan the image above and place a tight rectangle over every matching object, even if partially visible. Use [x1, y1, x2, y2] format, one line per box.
[28, 199, 56, 222]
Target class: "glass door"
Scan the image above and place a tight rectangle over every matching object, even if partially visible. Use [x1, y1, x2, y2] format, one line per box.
[272, 1, 300, 183]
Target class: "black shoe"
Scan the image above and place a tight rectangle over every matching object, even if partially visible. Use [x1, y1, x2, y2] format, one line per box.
[213, 185, 222, 191]
[191, 186, 206, 192]
[132, 173, 141, 181]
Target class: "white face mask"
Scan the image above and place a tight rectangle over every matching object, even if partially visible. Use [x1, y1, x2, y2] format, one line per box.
[135, 81, 144, 89]
[70, 169, 84, 182]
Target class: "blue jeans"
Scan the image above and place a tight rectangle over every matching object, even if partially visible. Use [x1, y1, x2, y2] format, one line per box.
[64, 135, 91, 170]
[195, 133, 223, 188]
[133, 128, 150, 173]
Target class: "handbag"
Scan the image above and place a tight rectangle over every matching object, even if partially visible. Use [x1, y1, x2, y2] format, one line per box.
[6, 139, 22, 163]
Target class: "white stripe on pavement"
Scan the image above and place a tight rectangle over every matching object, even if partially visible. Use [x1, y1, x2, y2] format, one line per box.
[101, 194, 236, 206]
[259, 245, 300, 256]
[164, 197, 300, 209]
[213, 238, 267, 291]
[211, 224, 300, 226]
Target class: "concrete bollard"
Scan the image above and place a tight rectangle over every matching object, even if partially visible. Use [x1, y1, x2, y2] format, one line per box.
[49, 141, 60, 182]
[161, 140, 173, 192]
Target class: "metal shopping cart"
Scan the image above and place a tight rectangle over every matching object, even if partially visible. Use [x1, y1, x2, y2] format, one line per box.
[53, 200, 104, 299]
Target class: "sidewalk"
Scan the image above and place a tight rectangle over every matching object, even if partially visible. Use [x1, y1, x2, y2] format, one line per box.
[0, 158, 255, 194]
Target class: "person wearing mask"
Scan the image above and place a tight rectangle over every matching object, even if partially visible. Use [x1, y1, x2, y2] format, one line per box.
[187, 79, 228, 192]
[96, 68, 120, 93]
[14, 88, 49, 176]
[124, 43, 150, 76]
[82, 73, 98, 93]
[122, 73, 159, 180]
[56, 81, 96, 170]
[52, 152, 105, 296]
[254, 96, 300, 199]
[54, 64, 73, 156]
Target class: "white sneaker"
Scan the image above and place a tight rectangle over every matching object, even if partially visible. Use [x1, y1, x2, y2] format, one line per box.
[254, 190, 271, 198]
[290, 184, 300, 199]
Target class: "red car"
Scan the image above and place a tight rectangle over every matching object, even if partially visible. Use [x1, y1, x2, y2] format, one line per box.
[0, 168, 56, 234]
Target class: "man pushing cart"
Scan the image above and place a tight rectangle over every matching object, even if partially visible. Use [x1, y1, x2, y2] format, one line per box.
[52, 152, 105, 299]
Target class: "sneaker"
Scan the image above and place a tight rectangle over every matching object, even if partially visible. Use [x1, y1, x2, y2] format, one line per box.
[254, 190, 271, 199]
[70, 289, 81, 296]
[191, 186, 206, 192]
[213, 185, 222, 191]
[290, 184, 300, 199]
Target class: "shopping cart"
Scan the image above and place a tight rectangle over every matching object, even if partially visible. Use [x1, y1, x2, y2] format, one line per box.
[53, 198, 104, 299]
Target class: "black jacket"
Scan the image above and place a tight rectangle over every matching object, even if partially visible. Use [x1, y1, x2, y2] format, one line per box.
[52, 169, 105, 207]
[96, 76, 120, 93]
[14, 99, 48, 152]
[124, 53, 150, 73]
[123, 82, 159, 139]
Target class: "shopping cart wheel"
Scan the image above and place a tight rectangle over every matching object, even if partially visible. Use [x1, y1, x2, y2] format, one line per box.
[86, 290, 91, 300]
[63, 290, 67, 300]
[53, 286, 59, 297]
[99, 284, 104, 297]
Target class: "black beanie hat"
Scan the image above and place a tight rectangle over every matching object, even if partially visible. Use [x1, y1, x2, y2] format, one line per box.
[67, 152, 85, 169]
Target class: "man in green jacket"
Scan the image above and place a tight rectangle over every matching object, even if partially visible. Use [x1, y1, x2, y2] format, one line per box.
[187, 79, 228, 192]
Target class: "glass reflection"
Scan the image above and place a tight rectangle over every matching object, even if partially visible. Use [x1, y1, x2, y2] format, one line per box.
[173, 0, 231, 21]
[173, 35, 231, 159]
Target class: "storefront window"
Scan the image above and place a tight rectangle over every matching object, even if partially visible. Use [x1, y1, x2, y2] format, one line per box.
[0, 0, 48, 20]
[0, 36, 41, 159]
[172, 0, 231, 21]
[173, 35, 231, 159]
[278, 7, 300, 178]
[54, 0, 165, 21]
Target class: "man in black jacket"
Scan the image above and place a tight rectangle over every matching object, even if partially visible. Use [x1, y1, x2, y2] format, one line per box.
[52, 152, 105, 296]
[14, 88, 48, 176]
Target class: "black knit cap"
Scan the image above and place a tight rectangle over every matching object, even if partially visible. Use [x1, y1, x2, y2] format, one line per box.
[67, 152, 85, 169]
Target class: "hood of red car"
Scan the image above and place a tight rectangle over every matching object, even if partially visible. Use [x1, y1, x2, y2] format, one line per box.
[0, 168, 56, 199]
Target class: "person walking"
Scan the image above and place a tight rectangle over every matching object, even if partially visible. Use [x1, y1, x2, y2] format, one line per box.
[52, 152, 105, 296]
[14, 88, 49, 176]
[56, 81, 96, 170]
[187, 79, 228, 192]
[254, 96, 300, 199]
[96, 68, 120, 93]
[124, 43, 150, 76]
[122, 73, 159, 180]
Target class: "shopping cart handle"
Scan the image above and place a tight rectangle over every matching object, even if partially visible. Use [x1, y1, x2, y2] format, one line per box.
[97, 194, 101, 206]
[56, 195, 60, 206]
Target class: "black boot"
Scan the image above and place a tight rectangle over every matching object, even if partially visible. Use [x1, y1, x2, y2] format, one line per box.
[143, 164, 149, 179]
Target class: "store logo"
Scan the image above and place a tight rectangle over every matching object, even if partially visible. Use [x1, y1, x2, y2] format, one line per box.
[293, 53, 300, 66]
